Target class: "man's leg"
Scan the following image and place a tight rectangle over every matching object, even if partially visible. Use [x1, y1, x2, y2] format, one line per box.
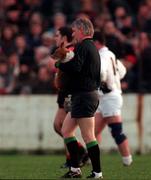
[106, 116, 132, 166]
[78, 117, 103, 178]
[53, 108, 67, 136]
[95, 112, 107, 143]
[53, 108, 71, 168]
[61, 113, 82, 178]
[54, 109, 87, 168]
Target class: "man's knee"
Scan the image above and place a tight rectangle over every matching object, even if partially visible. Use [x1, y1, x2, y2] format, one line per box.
[61, 126, 72, 138]
[81, 131, 96, 144]
[108, 123, 127, 145]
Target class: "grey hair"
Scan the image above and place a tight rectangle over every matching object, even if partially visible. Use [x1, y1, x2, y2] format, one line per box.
[72, 18, 94, 37]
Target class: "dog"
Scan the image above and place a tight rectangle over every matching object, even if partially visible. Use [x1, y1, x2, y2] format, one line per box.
[51, 45, 74, 63]
[51, 45, 74, 90]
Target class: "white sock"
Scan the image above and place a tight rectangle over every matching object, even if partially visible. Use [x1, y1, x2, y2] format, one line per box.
[122, 155, 133, 166]
[71, 167, 81, 173]
[93, 171, 103, 178]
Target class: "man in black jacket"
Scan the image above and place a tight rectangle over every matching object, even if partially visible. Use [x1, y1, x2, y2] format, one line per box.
[56, 18, 103, 179]
[53, 26, 88, 168]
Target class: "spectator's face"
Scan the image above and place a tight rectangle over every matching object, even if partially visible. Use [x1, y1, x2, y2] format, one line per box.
[139, 32, 150, 50]
[42, 37, 54, 47]
[30, 12, 43, 25]
[7, 10, 20, 22]
[131, 37, 139, 53]
[115, 7, 126, 19]
[2, 27, 14, 40]
[15, 36, 26, 49]
[53, 14, 66, 28]
[0, 63, 8, 75]
[34, 47, 49, 63]
[138, 5, 149, 18]
[20, 64, 29, 73]
[81, 0, 95, 12]
[8, 54, 19, 66]
[38, 67, 49, 81]
[30, 24, 42, 36]
[94, 14, 108, 29]
[35, 51, 44, 62]
[104, 21, 116, 35]
[122, 16, 132, 27]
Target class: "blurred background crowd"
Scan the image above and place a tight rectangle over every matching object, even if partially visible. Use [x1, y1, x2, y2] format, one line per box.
[0, 0, 151, 95]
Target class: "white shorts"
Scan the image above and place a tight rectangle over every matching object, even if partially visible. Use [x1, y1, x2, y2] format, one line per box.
[97, 92, 123, 118]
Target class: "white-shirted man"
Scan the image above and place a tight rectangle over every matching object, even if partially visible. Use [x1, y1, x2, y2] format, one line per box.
[93, 31, 132, 166]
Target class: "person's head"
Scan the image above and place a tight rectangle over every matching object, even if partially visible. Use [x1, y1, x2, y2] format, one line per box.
[42, 32, 54, 48]
[72, 17, 94, 43]
[34, 46, 50, 64]
[29, 12, 43, 25]
[38, 66, 50, 81]
[138, 3, 149, 19]
[0, 60, 8, 75]
[6, 4, 20, 22]
[8, 52, 19, 66]
[54, 26, 73, 47]
[94, 13, 111, 30]
[115, 6, 127, 20]
[104, 20, 117, 35]
[15, 34, 27, 49]
[1, 25, 14, 40]
[138, 32, 151, 50]
[93, 31, 106, 49]
[30, 23, 43, 36]
[53, 12, 66, 29]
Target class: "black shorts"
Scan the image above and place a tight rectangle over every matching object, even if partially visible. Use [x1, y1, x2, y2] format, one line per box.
[71, 91, 99, 118]
[57, 91, 69, 108]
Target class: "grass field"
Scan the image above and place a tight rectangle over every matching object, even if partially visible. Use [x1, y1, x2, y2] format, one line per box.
[0, 153, 150, 179]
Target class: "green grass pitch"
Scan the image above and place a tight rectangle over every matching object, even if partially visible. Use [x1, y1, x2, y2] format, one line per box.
[0, 153, 150, 179]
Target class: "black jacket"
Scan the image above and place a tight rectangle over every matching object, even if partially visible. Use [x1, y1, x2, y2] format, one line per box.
[58, 38, 101, 93]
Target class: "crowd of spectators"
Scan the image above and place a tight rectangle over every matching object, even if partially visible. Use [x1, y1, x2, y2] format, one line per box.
[0, 0, 151, 95]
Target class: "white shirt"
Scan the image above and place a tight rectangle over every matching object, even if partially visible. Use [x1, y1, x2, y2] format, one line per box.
[99, 46, 126, 94]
